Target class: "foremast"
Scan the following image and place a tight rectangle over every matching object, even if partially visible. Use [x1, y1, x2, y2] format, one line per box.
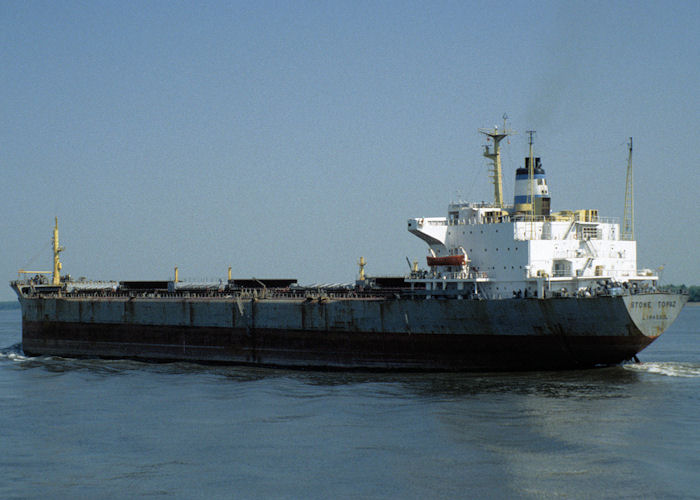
[52, 217, 64, 285]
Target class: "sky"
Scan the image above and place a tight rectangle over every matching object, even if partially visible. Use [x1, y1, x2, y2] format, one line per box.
[1, 0, 699, 300]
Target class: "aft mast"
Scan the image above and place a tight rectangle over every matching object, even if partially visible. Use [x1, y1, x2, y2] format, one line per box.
[622, 137, 634, 240]
[479, 114, 514, 208]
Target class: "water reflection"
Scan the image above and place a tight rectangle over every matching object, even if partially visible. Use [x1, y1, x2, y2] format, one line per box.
[413, 367, 642, 399]
[290, 366, 644, 401]
[2, 341, 648, 399]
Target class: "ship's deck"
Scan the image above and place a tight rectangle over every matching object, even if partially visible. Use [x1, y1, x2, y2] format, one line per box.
[11, 280, 675, 302]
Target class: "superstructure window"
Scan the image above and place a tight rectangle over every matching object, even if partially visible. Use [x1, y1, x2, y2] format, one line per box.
[580, 226, 598, 239]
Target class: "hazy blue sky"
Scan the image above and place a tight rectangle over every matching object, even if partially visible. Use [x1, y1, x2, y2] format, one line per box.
[2, 1, 698, 300]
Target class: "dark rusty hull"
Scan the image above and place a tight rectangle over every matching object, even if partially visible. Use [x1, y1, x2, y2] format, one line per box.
[22, 319, 654, 372]
[16, 293, 684, 371]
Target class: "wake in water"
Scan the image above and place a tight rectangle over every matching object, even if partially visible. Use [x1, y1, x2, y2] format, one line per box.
[624, 361, 700, 378]
[0, 343, 274, 380]
[4, 339, 699, 380]
[0, 343, 28, 362]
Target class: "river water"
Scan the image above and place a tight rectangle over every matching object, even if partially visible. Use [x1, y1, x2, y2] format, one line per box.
[1, 304, 698, 499]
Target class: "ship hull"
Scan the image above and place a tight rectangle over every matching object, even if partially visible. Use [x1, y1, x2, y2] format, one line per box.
[17, 293, 687, 371]
[22, 320, 655, 371]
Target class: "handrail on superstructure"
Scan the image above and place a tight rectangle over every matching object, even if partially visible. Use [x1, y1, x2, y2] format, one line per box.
[446, 214, 620, 226]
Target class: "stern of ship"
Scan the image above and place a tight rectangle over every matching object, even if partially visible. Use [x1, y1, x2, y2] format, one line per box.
[623, 292, 688, 340]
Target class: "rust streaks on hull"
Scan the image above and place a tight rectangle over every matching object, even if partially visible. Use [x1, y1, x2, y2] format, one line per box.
[22, 320, 654, 372]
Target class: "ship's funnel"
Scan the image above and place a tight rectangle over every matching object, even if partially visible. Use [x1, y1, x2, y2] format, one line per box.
[513, 157, 551, 216]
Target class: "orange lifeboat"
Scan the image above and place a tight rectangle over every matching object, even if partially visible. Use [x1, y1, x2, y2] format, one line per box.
[426, 254, 466, 267]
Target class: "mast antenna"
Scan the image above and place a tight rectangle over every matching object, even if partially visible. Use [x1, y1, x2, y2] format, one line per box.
[479, 114, 515, 209]
[525, 130, 536, 227]
[622, 137, 634, 240]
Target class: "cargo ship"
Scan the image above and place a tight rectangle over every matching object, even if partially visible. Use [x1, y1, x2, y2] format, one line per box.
[11, 120, 687, 370]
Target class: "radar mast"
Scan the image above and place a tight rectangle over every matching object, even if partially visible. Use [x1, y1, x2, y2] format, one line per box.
[479, 114, 514, 209]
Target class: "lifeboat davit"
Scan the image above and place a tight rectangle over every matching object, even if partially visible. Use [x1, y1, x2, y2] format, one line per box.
[426, 254, 466, 267]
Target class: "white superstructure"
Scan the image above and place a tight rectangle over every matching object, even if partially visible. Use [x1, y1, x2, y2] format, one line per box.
[407, 123, 655, 299]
